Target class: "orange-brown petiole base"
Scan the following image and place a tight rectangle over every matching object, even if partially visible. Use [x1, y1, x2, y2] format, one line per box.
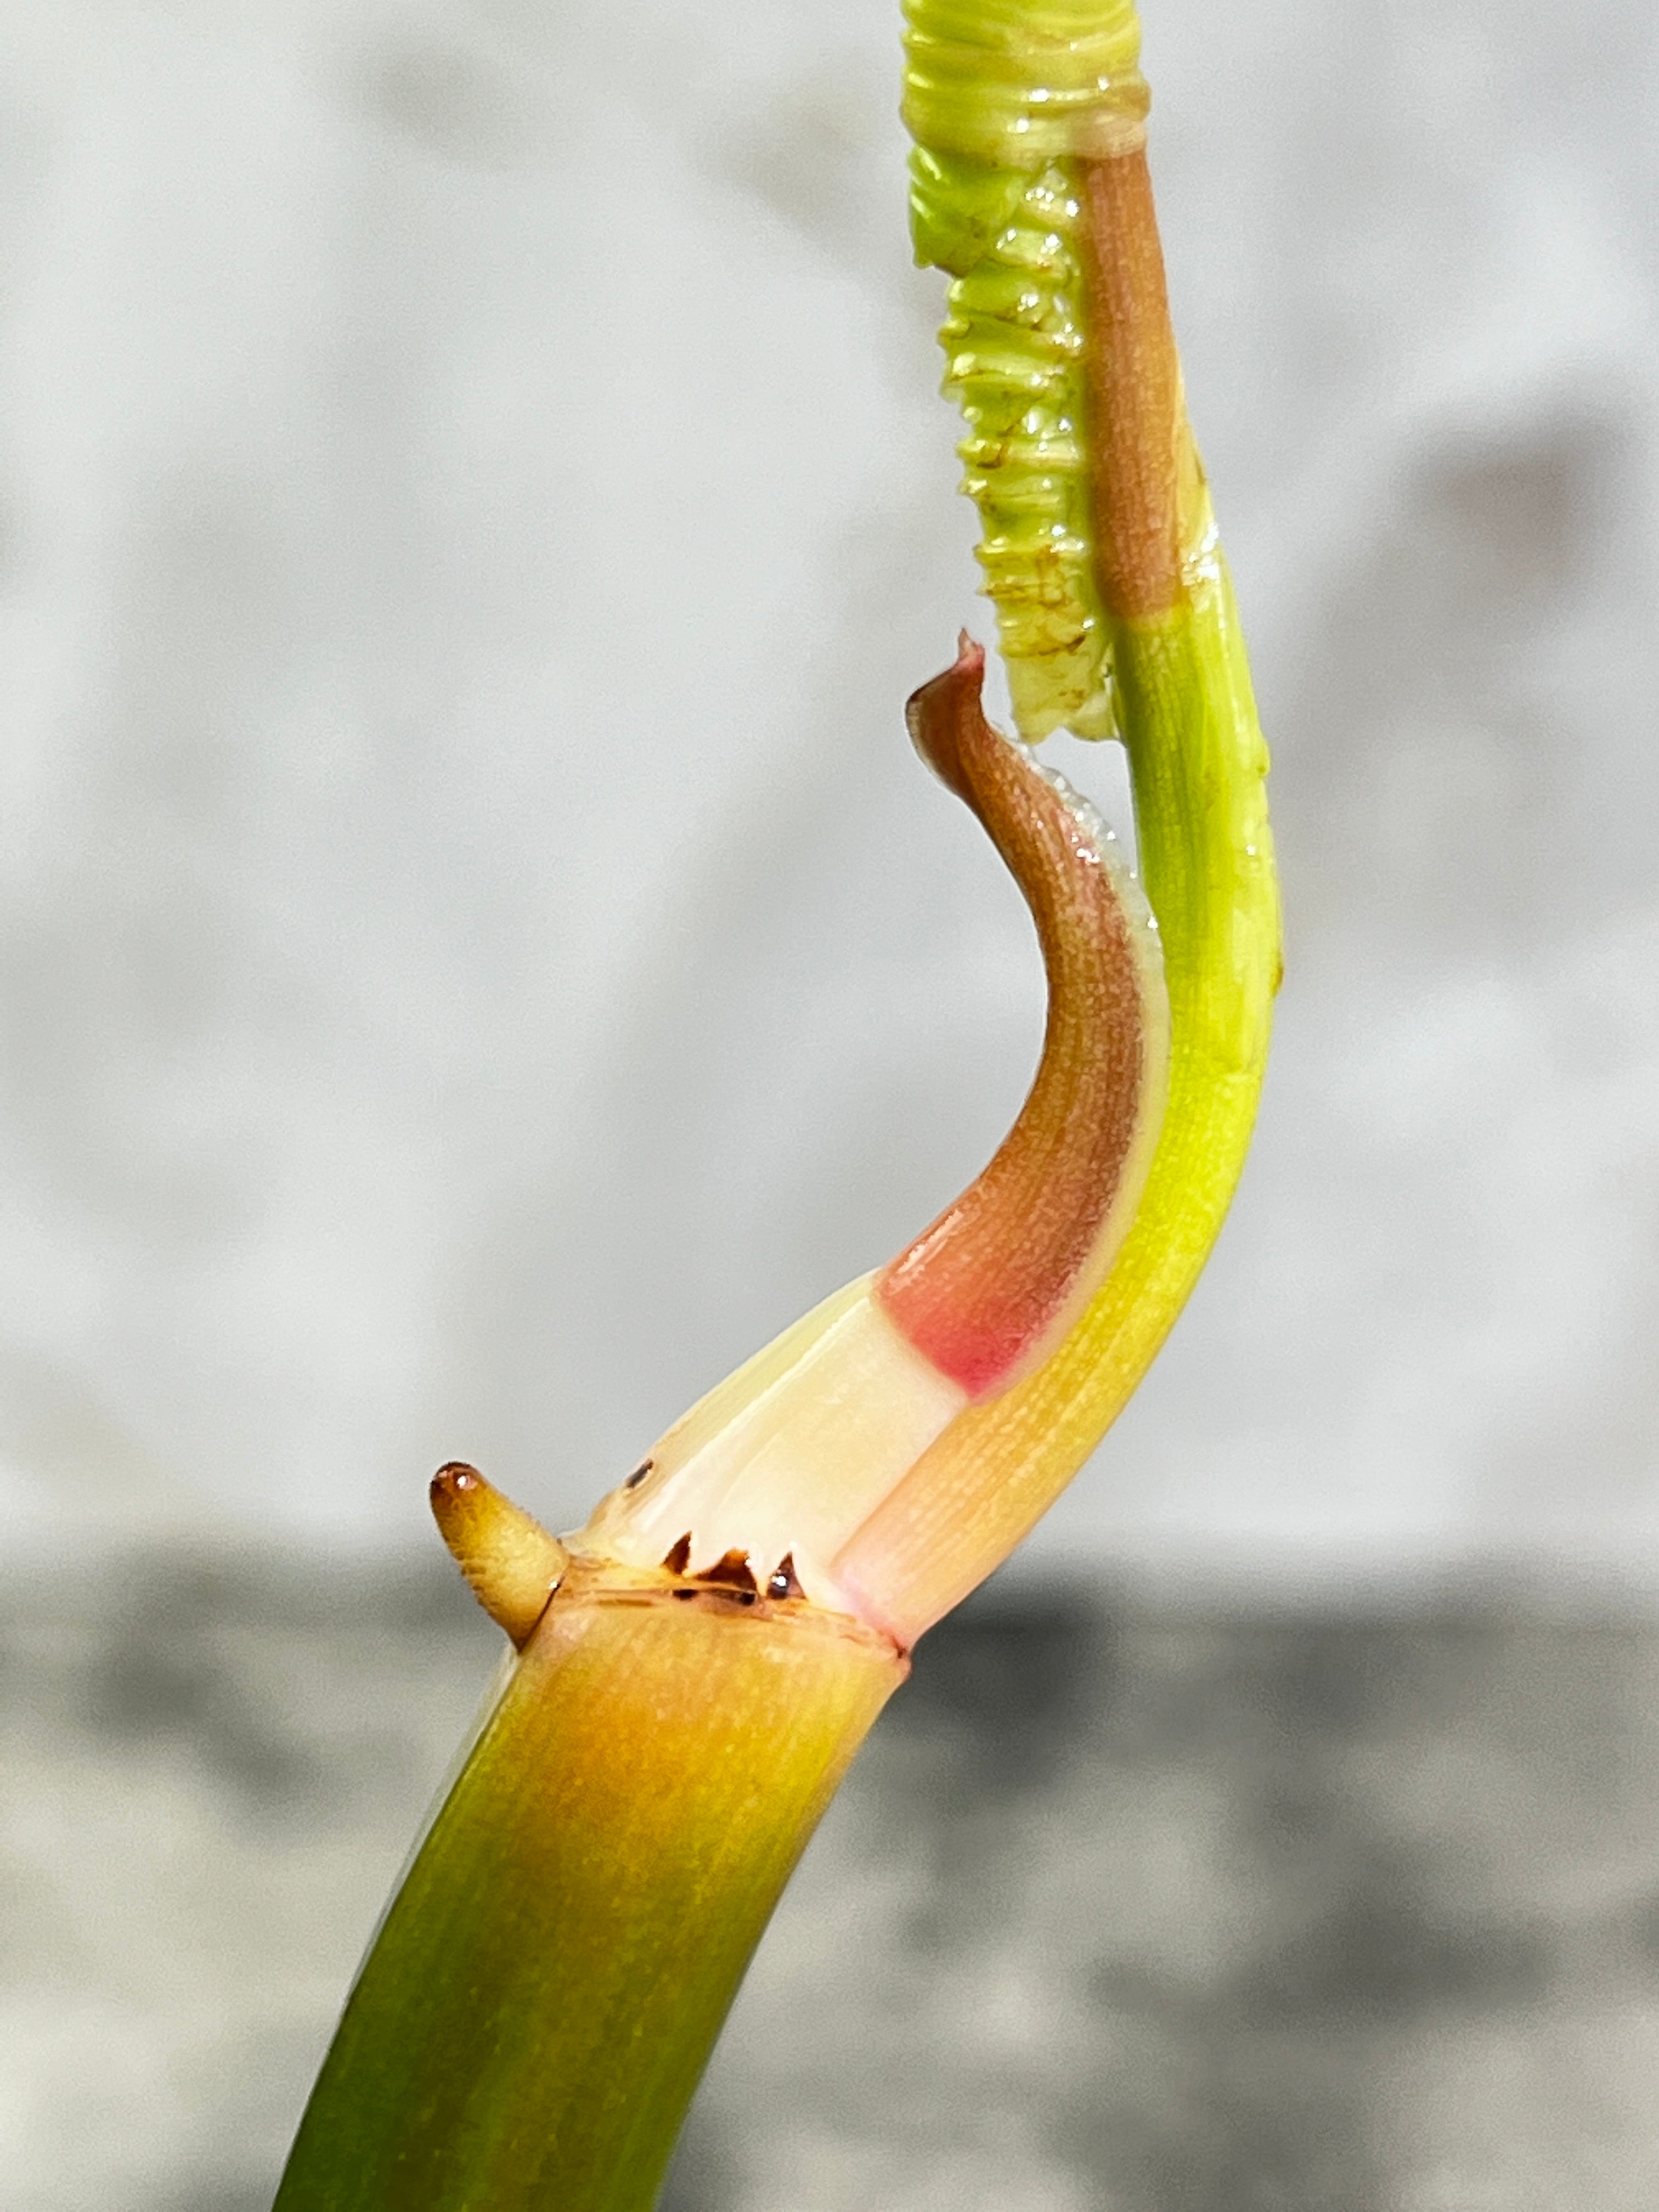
[1076, 146, 1186, 620]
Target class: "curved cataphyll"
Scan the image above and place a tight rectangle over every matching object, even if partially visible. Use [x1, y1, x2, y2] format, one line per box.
[273, 1, 1281, 2207]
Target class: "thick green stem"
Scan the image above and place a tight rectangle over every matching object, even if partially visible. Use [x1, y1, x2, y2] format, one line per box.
[274, 1568, 901, 2212]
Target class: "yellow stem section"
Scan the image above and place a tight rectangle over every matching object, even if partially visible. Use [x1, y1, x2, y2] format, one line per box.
[274, 1562, 901, 2212]
[836, 520, 1278, 1644]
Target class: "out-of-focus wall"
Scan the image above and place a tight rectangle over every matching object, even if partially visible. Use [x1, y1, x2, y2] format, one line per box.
[1, 0, 1655, 1588]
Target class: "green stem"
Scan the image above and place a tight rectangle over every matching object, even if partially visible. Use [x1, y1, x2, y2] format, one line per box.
[274, 6, 1279, 2202]
[832, 546, 1278, 1637]
[273, 1573, 900, 2212]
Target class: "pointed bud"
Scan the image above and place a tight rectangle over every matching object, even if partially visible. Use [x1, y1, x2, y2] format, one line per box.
[430, 1464, 569, 1648]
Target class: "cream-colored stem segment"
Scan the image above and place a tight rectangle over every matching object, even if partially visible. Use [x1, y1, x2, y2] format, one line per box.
[579, 642, 1165, 1638]
[583, 1276, 967, 1611]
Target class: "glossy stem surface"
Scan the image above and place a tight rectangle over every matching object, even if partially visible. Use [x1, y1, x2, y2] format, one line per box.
[273, 1572, 901, 2212]
[836, 139, 1279, 1643]
[876, 637, 1163, 1403]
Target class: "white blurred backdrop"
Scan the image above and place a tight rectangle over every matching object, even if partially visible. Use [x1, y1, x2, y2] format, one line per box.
[1, 0, 1656, 1592]
[8, 12, 1659, 2212]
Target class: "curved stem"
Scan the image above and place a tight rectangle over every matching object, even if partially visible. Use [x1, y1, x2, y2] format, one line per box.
[876, 635, 1166, 1402]
[837, 555, 1278, 1641]
[583, 644, 1166, 1623]
[835, 132, 1280, 1645]
[274, 14, 1280, 2207]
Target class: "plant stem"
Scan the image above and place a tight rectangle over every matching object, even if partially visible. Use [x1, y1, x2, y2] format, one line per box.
[273, 7, 1280, 2204]
[836, 132, 1279, 1643]
[274, 1564, 900, 2212]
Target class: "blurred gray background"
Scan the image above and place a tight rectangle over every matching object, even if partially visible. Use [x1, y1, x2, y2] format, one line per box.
[1, 0, 1656, 2207]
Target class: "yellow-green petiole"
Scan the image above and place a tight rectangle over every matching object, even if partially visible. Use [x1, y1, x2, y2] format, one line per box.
[273, 1, 1279, 2203]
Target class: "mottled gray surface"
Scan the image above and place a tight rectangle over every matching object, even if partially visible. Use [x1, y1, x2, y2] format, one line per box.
[8, 1555, 1659, 2211]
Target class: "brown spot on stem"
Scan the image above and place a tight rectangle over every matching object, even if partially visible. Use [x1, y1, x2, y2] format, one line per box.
[669, 1551, 761, 1607]
[875, 638, 1161, 1400]
[694, 1550, 760, 1596]
[429, 1462, 568, 1648]
[768, 1553, 804, 1601]
[624, 1459, 653, 1491]
[662, 1533, 693, 1576]
[1075, 147, 1183, 619]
